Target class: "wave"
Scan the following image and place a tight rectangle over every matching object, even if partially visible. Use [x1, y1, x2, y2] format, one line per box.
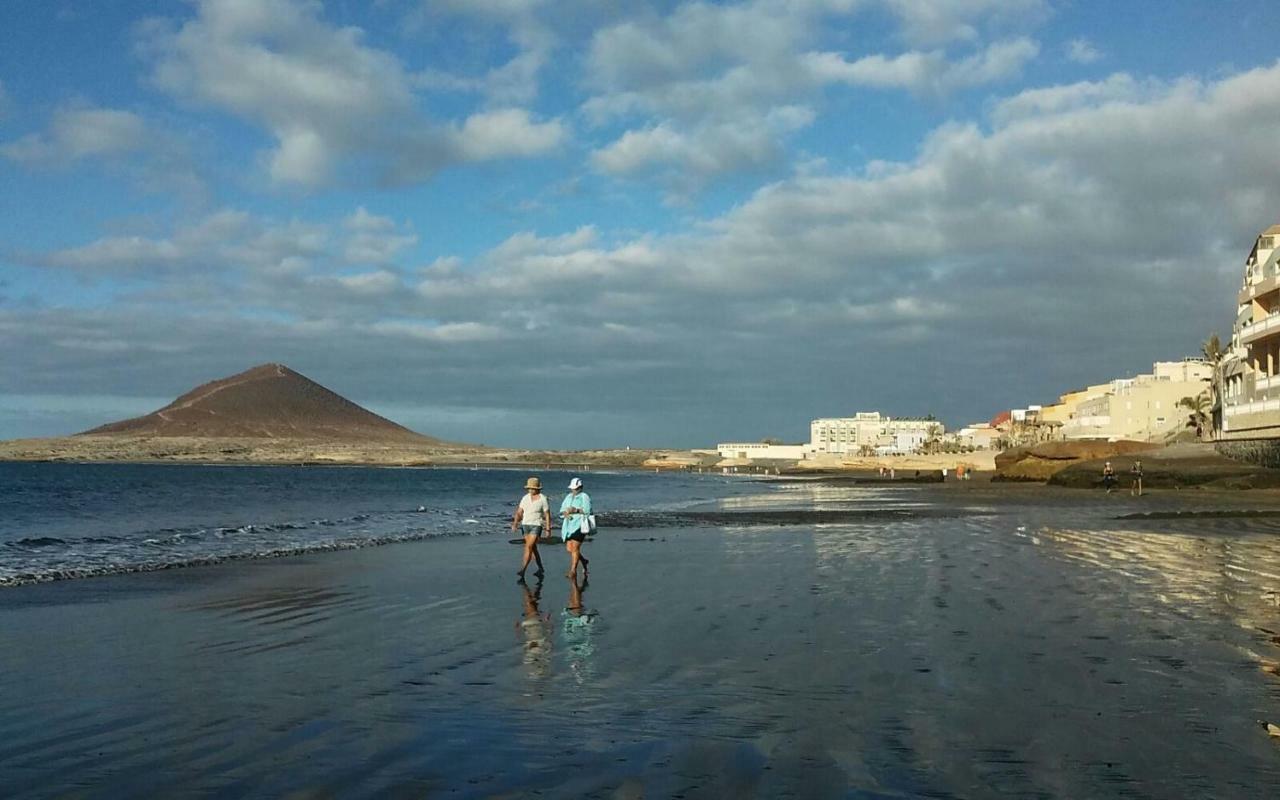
[597, 507, 988, 529]
[0, 527, 485, 588]
[0, 507, 512, 589]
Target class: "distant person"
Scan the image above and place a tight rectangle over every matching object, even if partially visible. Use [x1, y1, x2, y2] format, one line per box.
[1102, 461, 1117, 494]
[1130, 460, 1144, 497]
[512, 476, 550, 579]
[560, 477, 592, 579]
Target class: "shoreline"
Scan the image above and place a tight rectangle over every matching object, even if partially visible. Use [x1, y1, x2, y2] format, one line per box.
[5, 487, 1280, 796]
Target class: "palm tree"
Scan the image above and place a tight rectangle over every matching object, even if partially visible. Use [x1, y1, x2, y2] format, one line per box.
[1201, 332, 1224, 438]
[1201, 332, 1223, 364]
[1179, 391, 1211, 440]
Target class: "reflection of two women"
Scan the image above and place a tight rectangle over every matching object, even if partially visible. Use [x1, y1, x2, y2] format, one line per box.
[517, 577, 551, 679]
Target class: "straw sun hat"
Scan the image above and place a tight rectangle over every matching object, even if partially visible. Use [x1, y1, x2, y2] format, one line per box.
[524, 477, 542, 490]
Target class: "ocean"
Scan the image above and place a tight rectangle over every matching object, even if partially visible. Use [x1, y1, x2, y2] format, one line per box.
[0, 462, 753, 587]
[4, 464, 1280, 797]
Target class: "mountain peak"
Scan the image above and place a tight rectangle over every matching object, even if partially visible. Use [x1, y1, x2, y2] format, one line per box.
[81, 364, 439, 443]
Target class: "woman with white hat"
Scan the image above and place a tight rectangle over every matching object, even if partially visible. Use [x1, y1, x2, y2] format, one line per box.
[512, 476, 550, 579]
[560, 477, 592, 579]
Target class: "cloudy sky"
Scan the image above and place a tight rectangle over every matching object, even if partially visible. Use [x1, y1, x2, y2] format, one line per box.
[2, 0, 1277, 448]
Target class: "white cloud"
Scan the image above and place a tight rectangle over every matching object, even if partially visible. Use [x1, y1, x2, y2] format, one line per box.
[369, 320, 503, 342]
[1, 107, 148, 166]
[989, 73, 1147, 125]
[880, 0, 1050, 46]
[332, 270, 402, 295]
[34, 209, 326, 277]
[592, 106, 815, 182]
[581, 1, 1044, 189]
[453, 108, 566, 161]
[410, 0, 555, 106]
[42, 236, 186, 271]
[142, 0, 561, 188]
[17, 60, 1280, 441]
[806, 37, 1039, 94]
[1066, 37, 1102, 64]
[342, 208, 417, 265]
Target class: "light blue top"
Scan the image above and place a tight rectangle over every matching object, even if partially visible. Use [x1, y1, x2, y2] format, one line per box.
[559, 491, 592, 541]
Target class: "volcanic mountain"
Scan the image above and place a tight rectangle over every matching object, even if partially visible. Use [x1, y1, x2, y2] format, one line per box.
[82, 363, 440, 443]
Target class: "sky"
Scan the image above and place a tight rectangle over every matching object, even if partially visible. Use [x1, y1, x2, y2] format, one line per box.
[2, 0, 1279, 448]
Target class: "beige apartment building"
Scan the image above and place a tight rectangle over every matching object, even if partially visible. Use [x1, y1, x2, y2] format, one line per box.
[1221, 224, 1280, 439]
[1060, 360, 1211, 441]
[1039, 383, 1113, 426]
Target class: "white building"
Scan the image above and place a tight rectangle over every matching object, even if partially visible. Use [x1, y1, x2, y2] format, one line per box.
[809, 412, 944, 456]
[716, 442, 808, 460]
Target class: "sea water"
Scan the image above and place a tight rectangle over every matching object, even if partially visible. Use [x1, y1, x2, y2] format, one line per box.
[0, 462, 752, 586]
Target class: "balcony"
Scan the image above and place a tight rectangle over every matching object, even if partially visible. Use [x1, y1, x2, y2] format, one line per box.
[1257, 374, 1280, 392]
[1240, 274, 1280, 305]
[1225, 397, 1280, 417]
[1240, 313, 1280, 344]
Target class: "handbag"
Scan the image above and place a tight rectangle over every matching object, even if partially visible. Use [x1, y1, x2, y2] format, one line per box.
[587, 514, 598, 534]
[579, 515, 593, 535]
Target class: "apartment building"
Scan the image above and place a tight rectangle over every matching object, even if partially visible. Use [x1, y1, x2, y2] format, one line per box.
[1221, 223, 1280, 439]
[809, 412, 944, 456]
[1060, 360, 1211, 441]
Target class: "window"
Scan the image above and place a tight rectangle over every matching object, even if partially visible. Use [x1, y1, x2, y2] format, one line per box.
[1262, 236, 1275, 249]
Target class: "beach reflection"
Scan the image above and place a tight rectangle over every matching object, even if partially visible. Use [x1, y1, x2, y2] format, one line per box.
[562, 577, 598, 683]
[517, 577, 551, 680]
[1020, 521, 1280, 676]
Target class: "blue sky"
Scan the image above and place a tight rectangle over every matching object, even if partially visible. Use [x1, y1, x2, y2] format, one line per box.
[2, 0, 1279, 448]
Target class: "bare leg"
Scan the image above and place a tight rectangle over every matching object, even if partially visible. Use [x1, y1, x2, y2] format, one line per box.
[532, 541, 544, 576]
[566, 539, 580, 578]
[519, 535, 537, 576]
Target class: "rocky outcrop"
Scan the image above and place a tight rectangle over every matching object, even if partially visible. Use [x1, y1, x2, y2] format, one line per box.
[1048, 443, 1280, 489]
[994, 440, 1158, 482]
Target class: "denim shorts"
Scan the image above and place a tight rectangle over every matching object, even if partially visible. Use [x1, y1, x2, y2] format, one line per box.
[520, 524, 544, 538]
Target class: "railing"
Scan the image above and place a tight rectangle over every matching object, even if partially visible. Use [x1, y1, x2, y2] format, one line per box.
[1241, 313, 1280, 343]
[1256, 374, 1280, 392]
[1225, 398, 1280, 417]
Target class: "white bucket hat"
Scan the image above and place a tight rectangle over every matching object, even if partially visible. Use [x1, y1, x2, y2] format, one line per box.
[568, 477, 584, 490]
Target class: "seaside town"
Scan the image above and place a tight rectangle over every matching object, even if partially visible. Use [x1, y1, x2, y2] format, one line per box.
[8, 4, 1280, 797]
[712, 222, 1280, 483]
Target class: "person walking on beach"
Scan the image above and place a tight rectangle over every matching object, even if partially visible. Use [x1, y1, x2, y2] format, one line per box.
[1130, 460, 1144, 497]
[560, 477, 592, 579]
[512, 477, 551, 579]
[1102, 461, 1117, 494]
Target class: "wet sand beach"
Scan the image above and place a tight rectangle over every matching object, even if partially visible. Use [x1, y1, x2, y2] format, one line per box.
[4, 482, 1280, 797]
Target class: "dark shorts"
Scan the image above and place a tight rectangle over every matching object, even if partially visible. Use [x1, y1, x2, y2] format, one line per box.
[565, 532, 586, 543]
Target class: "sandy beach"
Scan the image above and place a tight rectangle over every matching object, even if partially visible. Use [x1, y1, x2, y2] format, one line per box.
[4, 478, 1280, 797]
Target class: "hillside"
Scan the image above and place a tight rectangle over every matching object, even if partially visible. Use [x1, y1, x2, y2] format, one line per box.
[82, 363, 438, 443]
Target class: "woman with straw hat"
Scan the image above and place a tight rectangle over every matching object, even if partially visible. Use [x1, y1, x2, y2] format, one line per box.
[512, 476, 551, 579]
